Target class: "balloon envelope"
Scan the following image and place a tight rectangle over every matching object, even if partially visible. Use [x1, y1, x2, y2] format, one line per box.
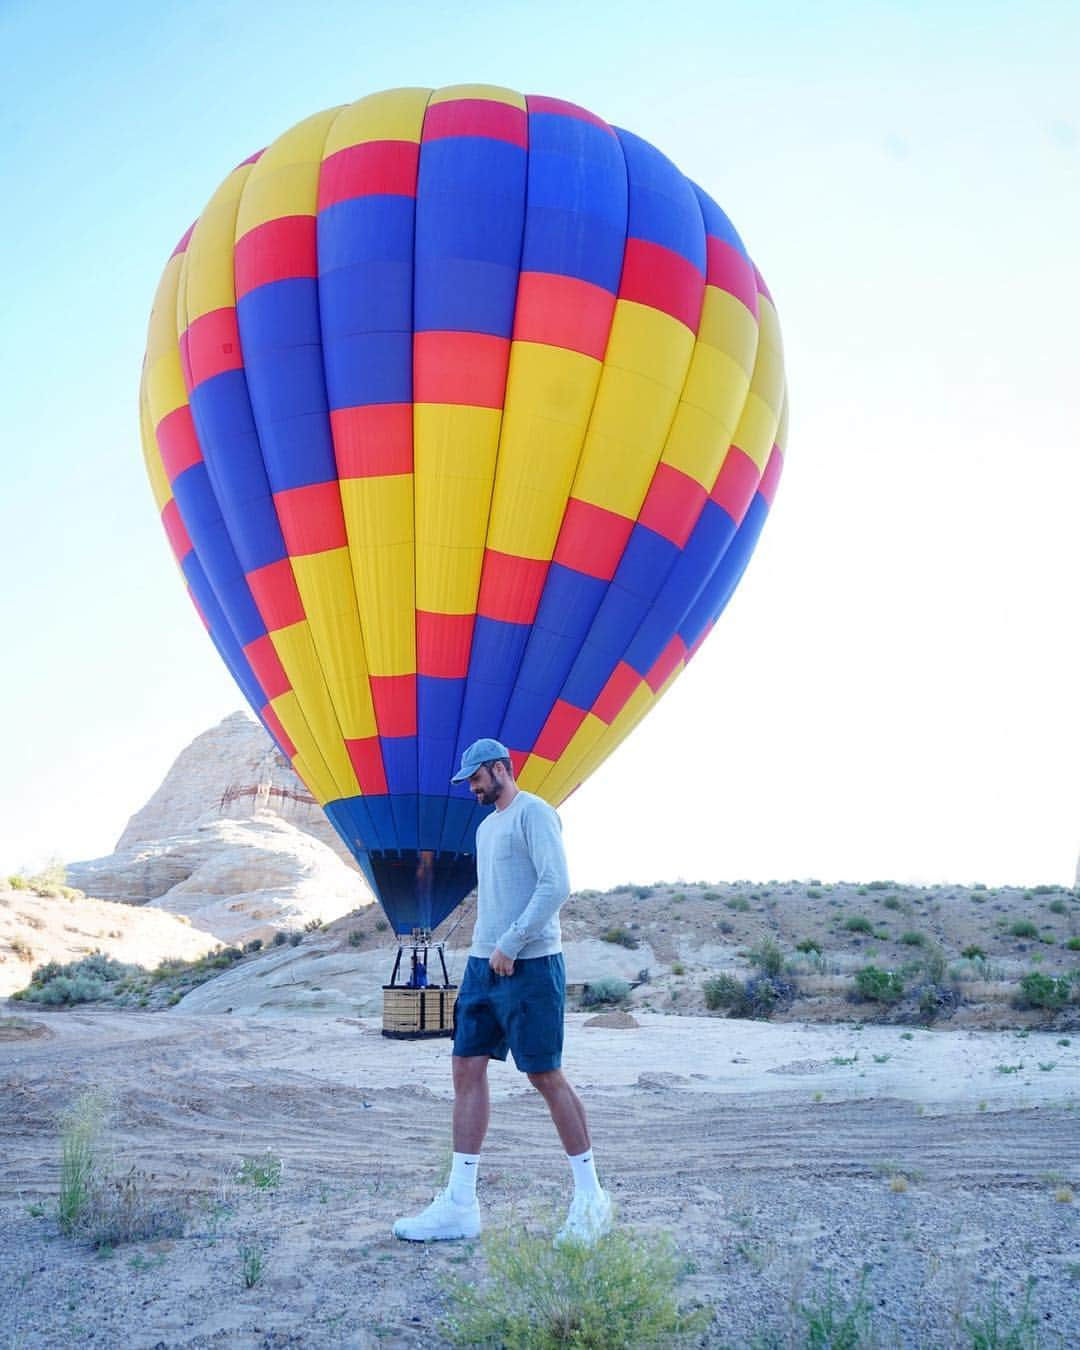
[140, 85, 787, 934]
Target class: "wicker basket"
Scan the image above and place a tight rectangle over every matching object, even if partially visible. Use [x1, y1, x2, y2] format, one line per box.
[382, 985, 457, 1039]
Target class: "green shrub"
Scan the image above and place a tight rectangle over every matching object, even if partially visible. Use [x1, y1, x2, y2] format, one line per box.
[671, 962, 685, 975]
[1009, 921, 1039, 939]
[8, 874, 29, 890]
[441, 1227, 708, 1348]
[347, 929, 365, 947]
[704, 973, 792, 1019]
[749, 937, 784, 977]
[900, 931, 925, 946]
[374, 919, 389, 932]
[806, 887, 823, 899]
[844, 915, 874, 934]
[796, 938, 822, 954]
[724, 896, 750, 911]
[733, 975, 794, 1019]
[867, 880, 894, 890]
[601, 927, 639, 949]
[883, 896, 901, 910]
[853, 966, 905, 1004]
[303, 918, 324, 933]
[961, 944, 985, 959]
[1017, 973, 1071, 1011]
[581, 977, 631, 1008]
[702, 889, 722, 900]
[702, 974, 742, 1010]
[632, 885, 653, 899]
[289, 931, 303, 946]
[243, 938, 263, 953]
[273, 930, 288, 946]
[22, 954, 138, 1006]
[1067, 937, 1080, 952]
[921, 946, 948, 985]
[1048, 899, 1068, 914]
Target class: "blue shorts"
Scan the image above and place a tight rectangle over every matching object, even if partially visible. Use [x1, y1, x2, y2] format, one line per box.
[453, 954, 565, 1073]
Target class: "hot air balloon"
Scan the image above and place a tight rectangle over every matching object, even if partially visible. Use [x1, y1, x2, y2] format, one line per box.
[140, 84, 787, 967]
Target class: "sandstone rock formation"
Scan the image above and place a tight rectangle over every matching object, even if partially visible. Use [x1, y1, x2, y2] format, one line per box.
[68, 713, 374, 944]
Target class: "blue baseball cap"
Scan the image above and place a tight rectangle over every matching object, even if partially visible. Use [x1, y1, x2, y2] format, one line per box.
[451, 737, 511, 783]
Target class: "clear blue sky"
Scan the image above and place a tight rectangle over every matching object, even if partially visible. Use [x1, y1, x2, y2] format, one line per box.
[2, 0, 1078, 887]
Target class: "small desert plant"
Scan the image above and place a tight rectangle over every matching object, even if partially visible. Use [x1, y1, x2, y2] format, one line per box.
[237, 1151, 283, 1190]
[725, 896, 750, 911]
[375, 918, 389, 932]
[632, 885, 653, 899]
[80, 1167, 191, 1249]
[273, 930, 289, 946]
[883, 896, 902, 910]
[963, 1279, 1041, 1350]
[240, 1241, 266, 1288]
[289, 931, 303, 946]
[8, 874, 29, 890]
[1016, 972, 1071, 1011]
[580, 977, 631, 1008]
[243, 938, 263, 953]
[348, 929, 365, 947]
[796, 1271, 876, 1349]
[962, 944, 986, 959]
[9, 936, 35, 962]
[303, 917, 324, 933]
[58, 1091, 106, 1235]
[441, 1226, 708, 1348]
[1008, 920, 1039, 939]
[795, 937, 822, 954]
[671, 962, 685, 975]
[853, 966, 905, 1004]
[806, 887, 824, 899]
[1048, 898, 1068, 914]
[601, 927, 639, 949]
[900, 930, 925, 946]
[844, 915, 874, 934]
[1066, 937, 1080, 952]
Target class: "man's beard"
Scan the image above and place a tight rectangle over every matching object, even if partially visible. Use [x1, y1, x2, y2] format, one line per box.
[474, 778, 503, 806]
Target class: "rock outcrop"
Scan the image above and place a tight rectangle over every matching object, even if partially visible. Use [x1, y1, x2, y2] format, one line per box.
[68, 713, 374, 944]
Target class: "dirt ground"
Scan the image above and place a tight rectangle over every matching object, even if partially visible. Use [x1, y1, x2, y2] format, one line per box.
[1, 1008, 1077, 1348]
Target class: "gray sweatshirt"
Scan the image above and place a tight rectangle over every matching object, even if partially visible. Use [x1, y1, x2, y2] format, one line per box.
[470, 790, 570, 960]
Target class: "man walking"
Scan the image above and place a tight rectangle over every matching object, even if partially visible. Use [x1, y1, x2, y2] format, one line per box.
[393, 737, 612, 1246]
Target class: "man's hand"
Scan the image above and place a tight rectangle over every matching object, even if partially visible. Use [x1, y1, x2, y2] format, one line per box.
[489, 947, 515, 976]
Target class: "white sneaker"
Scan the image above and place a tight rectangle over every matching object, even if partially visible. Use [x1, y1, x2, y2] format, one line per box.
[554, 1188, 613, 1248]
[393, 1189, 481, 1242]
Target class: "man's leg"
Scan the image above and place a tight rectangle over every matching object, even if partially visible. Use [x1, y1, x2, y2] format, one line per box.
[452, 1054, 491, 1153]
[526, 1069, 590, 1155]
[529, 1068, 611, 1245]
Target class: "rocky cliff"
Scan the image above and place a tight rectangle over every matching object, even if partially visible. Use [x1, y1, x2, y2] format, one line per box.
[68, 713, 374, 943]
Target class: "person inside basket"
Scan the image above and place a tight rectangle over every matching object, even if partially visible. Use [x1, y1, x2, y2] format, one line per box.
[393, 737, 612, 1247]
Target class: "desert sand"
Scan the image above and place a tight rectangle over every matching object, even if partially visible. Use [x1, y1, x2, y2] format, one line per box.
[1, 1004, 1077, 1348]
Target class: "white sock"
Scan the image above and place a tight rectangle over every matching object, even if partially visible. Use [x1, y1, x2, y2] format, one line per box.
[567, 1148, 602, 1198]
[448, 1152, 480, 1205]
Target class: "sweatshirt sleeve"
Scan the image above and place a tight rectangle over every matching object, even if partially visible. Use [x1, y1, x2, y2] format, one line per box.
[495, 800, 571, 959]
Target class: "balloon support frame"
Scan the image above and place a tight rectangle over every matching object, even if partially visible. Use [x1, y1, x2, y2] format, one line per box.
[382, 929, 457, 1040]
